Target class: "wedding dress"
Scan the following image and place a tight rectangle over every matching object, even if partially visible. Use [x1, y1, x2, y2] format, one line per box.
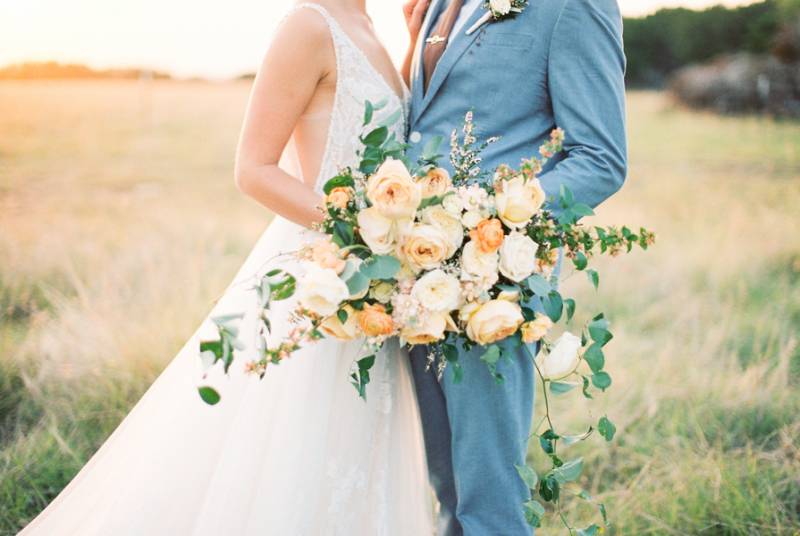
[20, 4, 433, 535]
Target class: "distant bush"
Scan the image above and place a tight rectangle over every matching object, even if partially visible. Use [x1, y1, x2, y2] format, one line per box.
[624, 1, 788, 87]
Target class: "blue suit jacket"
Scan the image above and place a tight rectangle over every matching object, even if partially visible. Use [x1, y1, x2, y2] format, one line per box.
[406, 0, 628, 211]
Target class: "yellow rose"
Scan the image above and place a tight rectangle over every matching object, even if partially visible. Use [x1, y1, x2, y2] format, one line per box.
[495, 175, 546, 230]
[366, 159, 421, 220]
[325, 187, 352, 210]
[320, 305, 360, 341]
[357, 303, 395, 338]
[422, 205, 464, 257]
[418, 167, 452, 198]
[521, 313, 553, 344]
[401, 312, 458, 345]
[397, 223, 450, 273]
[465, 299, 524, 345]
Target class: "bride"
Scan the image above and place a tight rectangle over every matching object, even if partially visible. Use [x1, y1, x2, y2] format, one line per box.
[20, 1, 436, 534]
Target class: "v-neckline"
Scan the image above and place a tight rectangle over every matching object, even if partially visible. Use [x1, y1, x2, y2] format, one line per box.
[318, 6, 408, 104]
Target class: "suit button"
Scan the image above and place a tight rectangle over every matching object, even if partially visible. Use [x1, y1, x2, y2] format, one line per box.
[409, 131, 422, 144]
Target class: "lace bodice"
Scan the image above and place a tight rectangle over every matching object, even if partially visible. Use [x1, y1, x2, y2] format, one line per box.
[290, 3, 409, 194]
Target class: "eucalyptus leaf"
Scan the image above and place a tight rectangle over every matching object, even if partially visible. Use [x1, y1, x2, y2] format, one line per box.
[592, 371, 612, 391]
[527, 273, 552, 297]
[551, 457, 584, 484]
[587, 269, 599, 290]
[515, 464, 539, 490]
[198, 386, 221, 406]
[583, 343, 605, 373]
[523, 500, 545, 527]
[550, 381, 579, 395]
[543, 291, 563, 323]
[598, 415, 617, 441]
[359, 255, 401, 280]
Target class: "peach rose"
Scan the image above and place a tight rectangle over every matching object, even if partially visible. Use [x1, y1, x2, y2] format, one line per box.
[357, 303, 395, 338]
[325, 187, 352, 210]
[465, 299, 524, 346]
[320, 305, 360, 341]
[418, 167, 452, 198]
[397, 224, 451, 273]
[470, 218, 505, 254]
[401, 312, 458, 345]
[310, 239, 346, 274]
[521, 313, 553, 344]
[366, 159, 421, 220]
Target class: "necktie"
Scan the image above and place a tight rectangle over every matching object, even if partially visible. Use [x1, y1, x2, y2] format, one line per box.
[422, 0, 465, 93]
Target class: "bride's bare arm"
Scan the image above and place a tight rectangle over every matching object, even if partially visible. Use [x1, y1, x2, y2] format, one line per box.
[402, 0, 431, 86]
[235, 11, 333, 229]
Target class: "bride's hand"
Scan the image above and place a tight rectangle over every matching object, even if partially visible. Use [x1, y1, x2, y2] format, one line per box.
[403, 0, 431, 45]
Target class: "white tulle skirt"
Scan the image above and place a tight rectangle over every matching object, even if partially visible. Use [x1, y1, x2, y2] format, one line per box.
[21, 217, 433, 535]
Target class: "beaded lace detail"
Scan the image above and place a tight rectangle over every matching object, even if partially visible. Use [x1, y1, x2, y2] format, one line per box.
[291, 3, 409, 194]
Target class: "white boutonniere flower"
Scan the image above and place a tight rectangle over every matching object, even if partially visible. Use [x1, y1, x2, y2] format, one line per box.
[467, 0, 529, 35]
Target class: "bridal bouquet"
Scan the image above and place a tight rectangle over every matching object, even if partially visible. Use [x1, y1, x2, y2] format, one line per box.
[199, 102, 654, 533]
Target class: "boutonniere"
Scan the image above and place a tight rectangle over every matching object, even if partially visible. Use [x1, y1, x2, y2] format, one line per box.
[466, 0, 529, 35]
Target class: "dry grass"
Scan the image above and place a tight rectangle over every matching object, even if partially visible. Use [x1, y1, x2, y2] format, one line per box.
[1, 82, 799, 534]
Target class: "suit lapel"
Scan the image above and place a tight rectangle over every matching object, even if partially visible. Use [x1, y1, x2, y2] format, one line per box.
[410, 0, 446, 124]
[412, 3, 487, 123]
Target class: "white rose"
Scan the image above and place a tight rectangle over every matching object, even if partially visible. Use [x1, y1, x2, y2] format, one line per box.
[411, 269, 461, 313]
[499, 232, 539, 283]
[297, 265, 350, 317]
[442, 192, 463, 215]
[422, 206, 464, 257]
[462, 210, 483, 229]
[490, 0, 512, 15]
[461, 240, 499, 280]
[357, 207, 407, 255]
[535, 332, 582, 380]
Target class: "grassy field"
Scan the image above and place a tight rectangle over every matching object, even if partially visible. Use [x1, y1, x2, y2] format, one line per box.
[1, 81, 799, 535]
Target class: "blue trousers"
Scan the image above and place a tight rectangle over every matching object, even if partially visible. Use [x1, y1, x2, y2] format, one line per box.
[409, 343, 536, 535]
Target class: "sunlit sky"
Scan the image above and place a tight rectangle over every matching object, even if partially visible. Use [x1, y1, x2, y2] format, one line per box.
[0, 0, 758, 79]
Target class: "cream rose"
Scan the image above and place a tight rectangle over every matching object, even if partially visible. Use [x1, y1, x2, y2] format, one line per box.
[422, 206, 464, 257]
[412, 269, 461, 313]
[535, 332, 582, 380]
[418, 167, 452, 198]
[490, 0, 512, 15]
[461, 240, 499, 280]
[465, 299, 524, 345]
[442, 192, 463, 215]
[366, 159, 421, 219]
[495, 176, 546, 229]
[521, 313, 554, 344]
[401, 312, 457, 345]
[499, 232, 539, 283]
[320, 306, 360, 341]
[297, 265, 350, 317]
[461, 210, 483, 229]
[357, 207, 407, 255]
[397, 224, 451, 273]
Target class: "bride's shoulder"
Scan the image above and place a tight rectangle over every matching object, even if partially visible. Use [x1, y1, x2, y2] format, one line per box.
[267, 5, 335, 70]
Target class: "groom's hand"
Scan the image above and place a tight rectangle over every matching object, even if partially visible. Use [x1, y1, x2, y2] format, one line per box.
[403, 0, 431, 45]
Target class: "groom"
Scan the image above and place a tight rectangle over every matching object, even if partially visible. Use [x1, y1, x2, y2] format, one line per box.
[405, 0, 627, 534]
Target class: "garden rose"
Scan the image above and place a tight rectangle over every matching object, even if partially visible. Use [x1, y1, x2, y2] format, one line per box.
[490, 0, 512, 15]
[357, 303, 394, 338]
[310, 238, 346, 274]
[325, 187, 351, 210]
[366, 159, 421, 219]
[411, 269, 461, 313]
[495, 175, 546, 229]
[401, 312, 457, 345]
[461, 240, 499, 281]
[470, 218, 505, 254]
[521, 313, 553, 344]
[369, 281, 395, 304]
[422, 205, 464, 257]
[397, 224, 451, 273]
[320, 305, 359, 341]
[357, 207, 406, 255]
[535, 332, 582, 380]
[418, 167, 452, 198]
[465, 299, 524, 345]
[297, 265, 350, 317]
[499, 232, 539, 282]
